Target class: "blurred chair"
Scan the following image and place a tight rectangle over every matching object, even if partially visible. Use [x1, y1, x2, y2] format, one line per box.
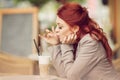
[112, 43, 120, 72]
[113, 43, 120, 55]
[113, 59, 120, 72]
[0, 52, 37, 75]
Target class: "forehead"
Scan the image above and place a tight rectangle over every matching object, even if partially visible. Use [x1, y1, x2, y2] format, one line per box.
[56, 16, 66, 25]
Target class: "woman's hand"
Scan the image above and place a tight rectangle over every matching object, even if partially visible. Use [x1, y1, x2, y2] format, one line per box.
[39, 26, 60, 45]
[61, 33, 77, 44]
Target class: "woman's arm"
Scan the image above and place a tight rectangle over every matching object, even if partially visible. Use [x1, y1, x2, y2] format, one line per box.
[61, 36, 102, 80]
[48, 44, 74, 78]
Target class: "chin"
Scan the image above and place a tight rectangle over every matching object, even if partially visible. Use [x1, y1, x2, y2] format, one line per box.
[59, 37, 64, 42]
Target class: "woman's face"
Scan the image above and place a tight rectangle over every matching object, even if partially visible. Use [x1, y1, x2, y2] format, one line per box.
[55, 16, 74, 42]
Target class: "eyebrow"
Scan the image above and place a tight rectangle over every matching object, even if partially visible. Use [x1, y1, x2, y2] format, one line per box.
[56, 23, 63, 26]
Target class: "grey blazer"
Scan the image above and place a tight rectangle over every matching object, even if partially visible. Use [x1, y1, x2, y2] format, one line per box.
[49, 34, 120, 80]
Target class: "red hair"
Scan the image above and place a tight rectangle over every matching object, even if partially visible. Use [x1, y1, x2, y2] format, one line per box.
[57, 2, 112, 62]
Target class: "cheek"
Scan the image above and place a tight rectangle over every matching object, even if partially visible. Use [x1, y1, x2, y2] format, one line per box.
[59, 30, 72, 39]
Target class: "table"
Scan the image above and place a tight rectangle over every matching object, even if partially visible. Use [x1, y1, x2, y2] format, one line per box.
[0, 75, 66, 80]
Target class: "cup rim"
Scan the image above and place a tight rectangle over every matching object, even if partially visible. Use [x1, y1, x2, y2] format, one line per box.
[38, 56, 50, 64]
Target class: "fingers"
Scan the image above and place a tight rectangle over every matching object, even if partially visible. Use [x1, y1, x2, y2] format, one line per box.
[52, 26, 55, 32]
[45, 29, 50, 33]
[45, 26, 56, 34]
[61, 33, 77, 44]
[45, 28, 53, 38]
[39, 27, 57, 39]
[44, 26, 55, 37]
[70, 34, 74, 42]
[47, 33, 54, 37]
[39, 34, 47, 40]
[70, 33, 77, 43]
[71, 34, 77, 43]
[39, 34, 52, 43]
[39, 33, 60, 45]
[65, 34, 72, 43]
[62, 36, 67, 43]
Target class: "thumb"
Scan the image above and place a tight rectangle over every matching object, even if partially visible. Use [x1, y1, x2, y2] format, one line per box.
[39, 34, 47, 40]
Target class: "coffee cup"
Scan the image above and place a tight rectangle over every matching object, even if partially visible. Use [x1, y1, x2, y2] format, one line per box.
[38, 56, 50, 77]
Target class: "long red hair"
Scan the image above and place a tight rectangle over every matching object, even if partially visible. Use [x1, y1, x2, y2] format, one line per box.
[57, 2, 112, 62]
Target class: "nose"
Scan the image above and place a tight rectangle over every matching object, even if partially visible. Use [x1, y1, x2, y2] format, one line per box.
[55, 26, 59, 33]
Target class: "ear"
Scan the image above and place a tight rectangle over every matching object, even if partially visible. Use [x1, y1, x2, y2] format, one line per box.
[72, 25, 79, 33]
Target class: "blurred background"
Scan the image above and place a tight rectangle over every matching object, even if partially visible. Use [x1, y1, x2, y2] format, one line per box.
[0, 0, 120, 75]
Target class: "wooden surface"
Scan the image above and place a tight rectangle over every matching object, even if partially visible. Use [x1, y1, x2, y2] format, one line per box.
[0, 52, 58, 75]
[0, 52, 36, 75]
[0, 75, 66, 80]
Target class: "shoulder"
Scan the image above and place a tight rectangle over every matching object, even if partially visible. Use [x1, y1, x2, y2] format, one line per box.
[79, 34, 98, 46]
[77, 34, 106, 58]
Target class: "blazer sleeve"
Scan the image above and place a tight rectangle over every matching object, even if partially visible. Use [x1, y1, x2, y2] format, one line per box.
[48, 44, 74, 77]
[61, 37, 101, 80]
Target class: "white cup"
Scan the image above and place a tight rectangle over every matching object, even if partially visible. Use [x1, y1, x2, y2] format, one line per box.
[38, 56, 50, 77]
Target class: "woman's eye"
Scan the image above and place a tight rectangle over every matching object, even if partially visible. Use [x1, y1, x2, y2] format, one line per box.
[58, 26, 62, 29]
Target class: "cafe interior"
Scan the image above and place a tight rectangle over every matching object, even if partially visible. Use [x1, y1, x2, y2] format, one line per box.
[0, 0, 120, 79]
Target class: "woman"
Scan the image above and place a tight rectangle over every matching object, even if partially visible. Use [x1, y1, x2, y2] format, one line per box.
[40, 2, 120, 80]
